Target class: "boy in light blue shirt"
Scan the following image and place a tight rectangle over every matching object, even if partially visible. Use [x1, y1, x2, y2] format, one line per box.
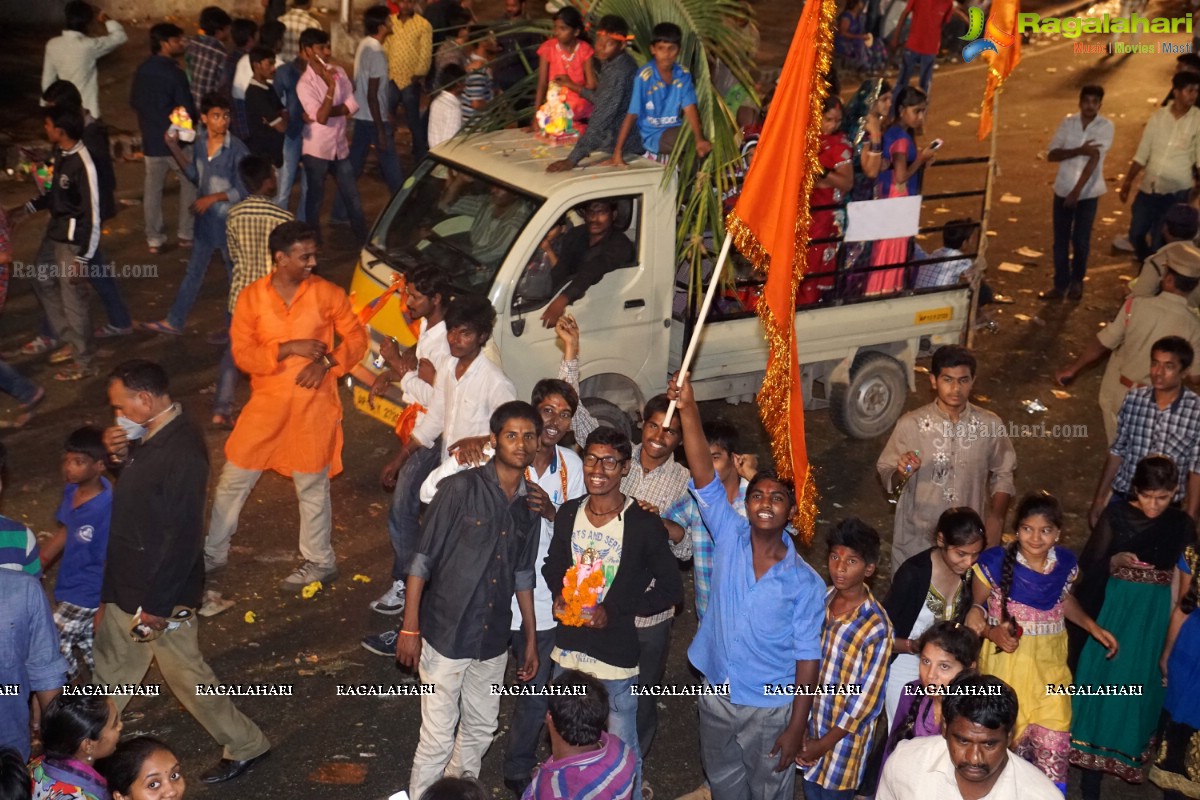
[606, 22, 711, 164]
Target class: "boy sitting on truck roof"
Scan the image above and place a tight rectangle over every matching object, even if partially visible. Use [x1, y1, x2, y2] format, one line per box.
[546, 15, 642, 172]
[604, 22, 711, 166]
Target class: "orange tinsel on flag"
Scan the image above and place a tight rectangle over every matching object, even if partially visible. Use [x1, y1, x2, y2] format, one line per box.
[724, 0, 836, 542]
[977, 0, 1022, 140]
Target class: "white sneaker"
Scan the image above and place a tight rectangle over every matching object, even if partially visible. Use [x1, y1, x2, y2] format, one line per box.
[1112, 234, 1134, 252]
[370, 579, 406, 615]
[279, 560, 338, 591]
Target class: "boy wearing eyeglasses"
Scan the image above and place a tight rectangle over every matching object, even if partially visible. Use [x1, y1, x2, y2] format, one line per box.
[543, 426, 684, 797]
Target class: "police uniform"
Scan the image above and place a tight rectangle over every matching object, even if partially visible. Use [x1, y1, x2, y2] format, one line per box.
[1097, 243, 1200, 442]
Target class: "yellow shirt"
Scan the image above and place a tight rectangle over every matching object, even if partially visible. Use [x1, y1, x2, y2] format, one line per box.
[386, 14, 432, 86]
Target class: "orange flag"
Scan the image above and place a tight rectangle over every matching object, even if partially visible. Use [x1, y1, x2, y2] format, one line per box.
[725, 0, 836, 542]
[977, 0, 1022, 140]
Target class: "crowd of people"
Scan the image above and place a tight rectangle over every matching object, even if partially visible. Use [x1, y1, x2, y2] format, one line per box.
[3, 1, 1200, 800]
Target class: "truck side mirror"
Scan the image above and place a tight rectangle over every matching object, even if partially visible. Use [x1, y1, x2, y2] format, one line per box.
[511, 318, 525, 337]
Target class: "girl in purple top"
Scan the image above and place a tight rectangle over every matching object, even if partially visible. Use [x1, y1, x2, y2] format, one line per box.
[880, 621, 980, 773]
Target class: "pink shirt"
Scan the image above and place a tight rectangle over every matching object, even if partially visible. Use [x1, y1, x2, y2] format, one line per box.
[298, 64, 359, 160]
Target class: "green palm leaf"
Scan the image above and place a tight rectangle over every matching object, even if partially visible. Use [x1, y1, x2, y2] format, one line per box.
[458, 2, 758, 307]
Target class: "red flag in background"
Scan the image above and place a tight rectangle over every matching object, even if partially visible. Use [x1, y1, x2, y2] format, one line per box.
[725, 0, 837, 542]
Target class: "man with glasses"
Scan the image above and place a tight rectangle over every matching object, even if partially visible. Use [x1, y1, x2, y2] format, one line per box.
[539, 198, 636, 328]
[544, 426, 684, 797]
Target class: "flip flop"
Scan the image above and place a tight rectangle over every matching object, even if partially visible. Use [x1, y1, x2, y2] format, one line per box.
[54, 364, 99, 382]
[49, 344, 75, 365]
[138, 320, 183, 336]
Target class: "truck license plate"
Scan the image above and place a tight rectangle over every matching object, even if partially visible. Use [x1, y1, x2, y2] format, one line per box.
[352, 385, 403, 428]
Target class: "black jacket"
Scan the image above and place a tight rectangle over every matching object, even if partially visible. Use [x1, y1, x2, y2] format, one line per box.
[101, 411, 209, 617]
[130, 54, 195, 158]
[544, 498, 684, 669]
[83, 117, 116, 222]
[25, 141, 102, 261]
[882, 547, 973, 664]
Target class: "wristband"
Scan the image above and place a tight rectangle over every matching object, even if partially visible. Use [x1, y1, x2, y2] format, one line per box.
[869, 142, 883, 153]
[399, 629, 420, 636]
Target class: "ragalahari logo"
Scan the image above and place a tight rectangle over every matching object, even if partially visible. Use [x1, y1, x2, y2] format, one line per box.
[961, 7, 1015, 61]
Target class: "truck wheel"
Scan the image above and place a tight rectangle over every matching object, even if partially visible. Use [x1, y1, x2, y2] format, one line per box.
[582, 397, 634, 440]
[829, 351, 908, 439]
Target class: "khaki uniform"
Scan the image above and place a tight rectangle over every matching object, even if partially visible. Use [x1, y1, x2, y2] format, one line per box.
[1096, 291, 1200, 442]
[1127, 241, 1200, 307]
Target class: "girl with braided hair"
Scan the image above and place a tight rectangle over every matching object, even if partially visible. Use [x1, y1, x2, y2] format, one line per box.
[964, 493, 1118, 793]
[1149, 543, 1200, 799]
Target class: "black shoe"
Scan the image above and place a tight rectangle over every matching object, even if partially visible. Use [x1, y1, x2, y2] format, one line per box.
[1038, 288, 1066, 301]
[200, 751, 271, 783]
[504, 777, 531, 799]
[1067, 281, 1083, 300]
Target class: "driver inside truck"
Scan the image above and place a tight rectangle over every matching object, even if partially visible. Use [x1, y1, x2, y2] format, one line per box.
[538, 198, 636, 328]
[438, 171, 528, 267]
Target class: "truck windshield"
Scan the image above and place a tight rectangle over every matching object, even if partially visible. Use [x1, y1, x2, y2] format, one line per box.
[367, 159, 542, 295]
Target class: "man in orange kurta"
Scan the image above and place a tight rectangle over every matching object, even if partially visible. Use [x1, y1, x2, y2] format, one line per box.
[203, 221, 368, 591]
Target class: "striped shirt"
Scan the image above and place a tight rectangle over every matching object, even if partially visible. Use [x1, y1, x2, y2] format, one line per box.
[461, 57, 493, 120]
[523, 731, 635, 800]
[0, 516, 42, 579]
[277, 8, 322, 63]
[185, 34, 228, 110]
[664, 478, 748, 621]
[622, 445, 690, 628]
[226, 196, 294, 313]
[807, 587, 892, 790]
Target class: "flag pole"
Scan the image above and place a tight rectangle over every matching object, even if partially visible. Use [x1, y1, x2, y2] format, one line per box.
[663, 232, 734, 427]
[968, 91, 1001, 350]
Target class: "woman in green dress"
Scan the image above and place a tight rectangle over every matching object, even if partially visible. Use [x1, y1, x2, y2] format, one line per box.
[1069, 456, 1196, 799]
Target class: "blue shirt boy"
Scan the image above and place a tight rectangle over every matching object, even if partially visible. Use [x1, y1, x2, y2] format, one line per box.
[686, 477, 825, 707]
[626, 62, 699, 154]
[54, 477, 113, 610]
[186, 127, 249, 224]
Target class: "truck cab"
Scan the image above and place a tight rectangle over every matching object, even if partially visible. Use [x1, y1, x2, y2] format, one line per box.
[348, 129, 971, 439]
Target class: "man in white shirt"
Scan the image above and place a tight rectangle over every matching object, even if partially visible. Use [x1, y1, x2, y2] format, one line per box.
[337, 5, 403, 223]
[368, 265, 452, 615]
[42, 0, 128, 120]
[1119, 71, 1200, 261]
[361, 293, 516, 657]
[428, 63, 466, 149]
[878, 675, 1063, 800]
[1042, 85, 1113, 302]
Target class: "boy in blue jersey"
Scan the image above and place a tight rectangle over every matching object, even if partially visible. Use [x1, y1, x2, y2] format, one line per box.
[39, 427, 113, 678]
[605, 22, 711, 165]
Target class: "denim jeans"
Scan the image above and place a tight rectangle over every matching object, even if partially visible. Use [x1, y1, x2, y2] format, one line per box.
[502, 627, 557, 784]
[166, 213, 231, 331]
[1051, 194, 1099, 291]
[387, 440, 443, 580]
[553, 665, 641, 795]
[636, 618, 673, 757]
[0, 359, 39, 404]
[1129, 189, 1189, 261]
[391, 80, 428, 161]
[333, 120, 403, 222]
[302, 154, 368, 244]
[893, 49, 936, 102]
[803, 780, 856, 800]
[276, 134, 308, 221]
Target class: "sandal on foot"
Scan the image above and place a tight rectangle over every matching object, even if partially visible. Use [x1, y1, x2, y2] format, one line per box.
[94, 323, 134, 338]
[211, 413, 234, 430]
[49, 344, 75, 365]
[137, 320, 183, 336]
[54, 364, 98, 382]
[17, 336, 59, 356]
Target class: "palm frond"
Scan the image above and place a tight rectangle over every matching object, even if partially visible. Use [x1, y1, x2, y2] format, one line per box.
[457, 1, 759, 304]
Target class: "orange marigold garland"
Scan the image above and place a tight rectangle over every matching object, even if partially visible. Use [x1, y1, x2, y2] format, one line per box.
[557, 558, 606, 627]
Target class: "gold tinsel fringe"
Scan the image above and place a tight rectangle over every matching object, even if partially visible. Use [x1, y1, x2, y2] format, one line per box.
[749, 0, 835, 543]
